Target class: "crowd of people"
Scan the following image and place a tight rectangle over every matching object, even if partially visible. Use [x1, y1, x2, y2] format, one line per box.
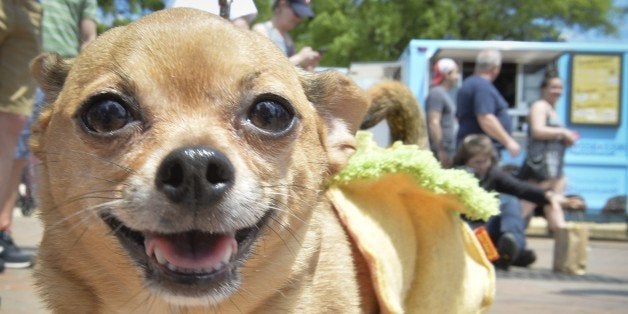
[426, 49, 582, 270]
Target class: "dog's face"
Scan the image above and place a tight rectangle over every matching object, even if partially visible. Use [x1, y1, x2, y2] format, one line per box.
[31, 8, 367, 307]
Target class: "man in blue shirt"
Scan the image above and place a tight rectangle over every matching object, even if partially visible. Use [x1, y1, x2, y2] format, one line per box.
[456, 50, 520, 157]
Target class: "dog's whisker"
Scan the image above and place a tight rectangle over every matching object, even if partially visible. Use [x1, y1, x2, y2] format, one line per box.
[233, 284, 255, 302]
[56, 214, 96, 239]
[47, 195, 124, 226]
[67, 224, 92, 252]
[261, 183, 321, 194]
[266, 205, 308, 226]
[35, 150, 137, 175]
[266, 221, 298, 259]
[239, 252, 288, 270]
[69, 174, 132, 186]
[47, 199, 124, 231]
[58, 189, 124, 205]
[57, 187, 123, 200]
[33, 167, 132, 188]
[49, 214, 108, 243]
[68, 149, 138, 174]
[270, 215, 305, 245]
[226, 295, 245, 314]
[121, 283, 153, 313]
[58, 209, 97, 231]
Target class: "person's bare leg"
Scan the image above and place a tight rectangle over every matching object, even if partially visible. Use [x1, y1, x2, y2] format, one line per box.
[544, 176, 567, 232]
[0, 112, 27, 232]
[520, 199, 536, 219]
[0, 159, 28, 232]
[520, 178, 550, 225]
[552, 176, 567, 194]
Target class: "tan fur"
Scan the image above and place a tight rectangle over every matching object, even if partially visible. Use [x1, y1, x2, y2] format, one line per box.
[30, 8, 377, 313]
[361, 80, 429, 148]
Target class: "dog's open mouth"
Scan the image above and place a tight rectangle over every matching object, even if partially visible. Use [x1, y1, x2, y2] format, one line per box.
[144, 231, 237, 276]
[101, 210, 273, 298]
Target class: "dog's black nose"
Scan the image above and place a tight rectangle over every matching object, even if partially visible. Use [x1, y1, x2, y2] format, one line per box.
[156, 146, 234, 207]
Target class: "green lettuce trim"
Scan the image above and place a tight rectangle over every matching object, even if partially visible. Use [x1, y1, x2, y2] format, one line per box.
[329, 131, 498, 221]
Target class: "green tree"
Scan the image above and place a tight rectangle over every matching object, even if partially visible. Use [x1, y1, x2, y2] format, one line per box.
[285, 0, 622, 66]
[97, 0, 623, 67]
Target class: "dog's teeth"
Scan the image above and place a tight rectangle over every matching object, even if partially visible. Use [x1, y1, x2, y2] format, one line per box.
[154, 247, 167, 265]
[201, 266, 218, 274]
[166, 263, 179, 272]
[222, 244, 232, 265]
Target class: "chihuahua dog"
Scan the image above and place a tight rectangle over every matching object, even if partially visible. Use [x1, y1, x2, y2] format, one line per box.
[30, 8, 376, 313]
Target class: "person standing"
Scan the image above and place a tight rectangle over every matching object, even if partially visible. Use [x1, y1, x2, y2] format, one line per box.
[171, 0, 258, 28]
[0, 0, 97, 270]
[456, 49, 520, 157]
[518, 71, 578, 228]
[426, 58, 460, 167]
[252, 0, 320, 71]
[0, 0, 42, 271]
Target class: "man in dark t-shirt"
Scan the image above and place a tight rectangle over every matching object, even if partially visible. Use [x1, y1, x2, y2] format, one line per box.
[456, 50, 520, 157]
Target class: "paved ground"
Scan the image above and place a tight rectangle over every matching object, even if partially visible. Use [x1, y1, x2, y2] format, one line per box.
[491, 237, 628, 313]
[1, 214, 627, 313]
[1, 214, 45, 313]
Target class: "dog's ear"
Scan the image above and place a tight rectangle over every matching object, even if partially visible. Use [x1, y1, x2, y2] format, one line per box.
[29, 53, 73, 159]
[30, 52, 73, 104]
[300, 71, 369, 174]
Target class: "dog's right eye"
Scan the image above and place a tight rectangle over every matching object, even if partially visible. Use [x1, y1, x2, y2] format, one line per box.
[247, 99, 295, 134]
[81, 98, 135, 134]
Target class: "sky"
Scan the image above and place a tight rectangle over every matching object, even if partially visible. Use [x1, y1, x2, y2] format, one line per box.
[560, 0, 627, 43]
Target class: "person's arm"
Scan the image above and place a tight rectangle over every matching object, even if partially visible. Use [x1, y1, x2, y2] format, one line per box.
[288, 47, 320, 71]
[80, 1, 99, 50]
[528, 101, 577, 145]
[427, 109, 451, 165]
[252, 23, 319, 70]
[427, 109, 443, 149]
[79, 18, 97, 50]
[488, 167, 548, 205]
[477, 113, 520, 156]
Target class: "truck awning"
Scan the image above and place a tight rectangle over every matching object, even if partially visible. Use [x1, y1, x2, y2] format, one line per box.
[433, 48, 564, 64]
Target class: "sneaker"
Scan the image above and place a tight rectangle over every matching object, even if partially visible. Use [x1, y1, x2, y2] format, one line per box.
[493, 233, 519, 271]
[0, 231, 33, 269]
[512, 249, 537, 267]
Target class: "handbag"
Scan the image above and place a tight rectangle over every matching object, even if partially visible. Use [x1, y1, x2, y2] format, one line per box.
[521, 139, 566, 181]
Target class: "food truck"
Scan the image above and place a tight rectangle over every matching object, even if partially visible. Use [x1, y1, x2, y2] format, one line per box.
[396, 40, 627, 218]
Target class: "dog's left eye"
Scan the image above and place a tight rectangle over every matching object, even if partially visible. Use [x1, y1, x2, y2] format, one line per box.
[247, 99, 294, 134]
[82, 98, 135, 133]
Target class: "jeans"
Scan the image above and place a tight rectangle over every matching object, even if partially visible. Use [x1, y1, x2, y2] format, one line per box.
[486, 193, 526, 252]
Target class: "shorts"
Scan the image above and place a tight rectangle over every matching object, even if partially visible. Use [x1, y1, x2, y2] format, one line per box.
[14, 87, 44, 159]
[0, 0, 42, 116]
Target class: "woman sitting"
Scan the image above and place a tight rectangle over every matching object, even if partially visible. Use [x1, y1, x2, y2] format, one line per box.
[454, 134, 567, 270]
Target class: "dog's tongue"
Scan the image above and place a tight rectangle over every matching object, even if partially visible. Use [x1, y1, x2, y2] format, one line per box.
[144, 231, 237, 271]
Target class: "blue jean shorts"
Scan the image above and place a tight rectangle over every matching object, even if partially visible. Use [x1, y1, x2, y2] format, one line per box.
[14, 88, 45, 159]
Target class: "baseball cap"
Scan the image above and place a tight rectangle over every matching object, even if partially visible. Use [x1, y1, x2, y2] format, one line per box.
[431, 58, 457, 86]
[288, 0, 314, 18]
